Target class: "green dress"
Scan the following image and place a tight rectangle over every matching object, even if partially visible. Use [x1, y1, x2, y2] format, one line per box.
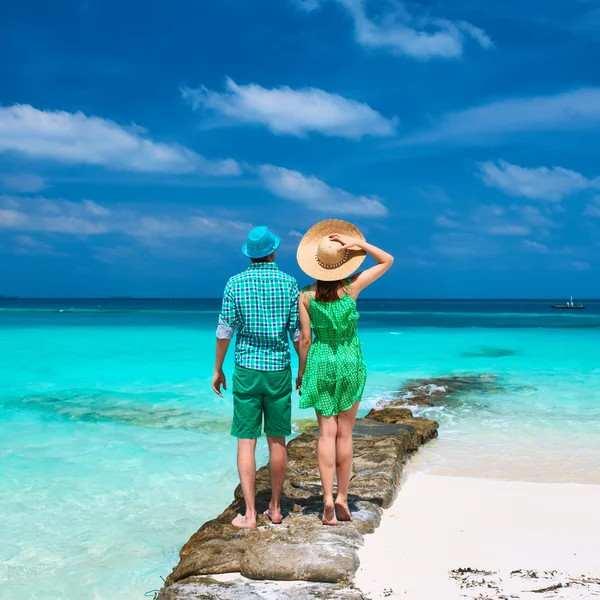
[299, 288, 367, 416]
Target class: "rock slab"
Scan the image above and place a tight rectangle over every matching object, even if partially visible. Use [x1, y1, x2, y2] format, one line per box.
[157, 404, 439, 599]
[157, 576, 366, 600]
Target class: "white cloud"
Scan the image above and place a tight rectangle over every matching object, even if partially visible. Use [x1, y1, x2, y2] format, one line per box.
[394, 256, 436, 267]
[455, 21, 494, 49]
[487, 224, 531, 236]
[258, 165, 387, 217]
[182, 77, 396, 139]
[0, 194, 252, 239]
[554, 258, 591, 271]
[570, 261, 591, 271]
[511, 205, 552, 227]
[432, 232, 499, 257]
[477, 160, 598, 202]
[129, 215, 251, 239]
[435, 215, 459, 228]
[298, 0, 492, 60]
[406, 88, 600, 144]
[436, 203, 557, 239]
[522, 242, 591, 267]
[0, 196, 110, 234]
[584, 196, 600, 217]
[292, 0, 321, 11]
[1, 173, 46, 193]
[420, 185, 451, 204]
[92, 245, 136, 264]
[13, 235, 59, 256]
[523, 240, 549, 253]
[0, 105, 241, 176]
[471, 204, 533, 236]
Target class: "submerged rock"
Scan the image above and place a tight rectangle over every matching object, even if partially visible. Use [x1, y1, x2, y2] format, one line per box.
[158, 383, 448, 599]
[392, 373, 502, 406]
[461, 346, 519, 358]
[293, 418, 319, 433]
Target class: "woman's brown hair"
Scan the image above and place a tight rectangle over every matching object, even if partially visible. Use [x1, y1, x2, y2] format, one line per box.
[315, 279, 345, 302]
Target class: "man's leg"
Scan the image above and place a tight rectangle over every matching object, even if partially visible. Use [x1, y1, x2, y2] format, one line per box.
[232, 438, 258, 528]
[263, 368, 292, 524]
[230, 366, 262, 529]
[265, 436, 286, 523]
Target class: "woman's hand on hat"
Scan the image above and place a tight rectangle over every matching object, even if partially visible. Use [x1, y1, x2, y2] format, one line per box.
[329, 233, 363, 251]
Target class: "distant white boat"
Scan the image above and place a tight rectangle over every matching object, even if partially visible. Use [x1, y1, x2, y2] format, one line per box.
[551, 296, 585, 310]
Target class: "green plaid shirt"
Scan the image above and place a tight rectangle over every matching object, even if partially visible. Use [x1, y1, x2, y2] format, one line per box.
[217, 263, 300, 371]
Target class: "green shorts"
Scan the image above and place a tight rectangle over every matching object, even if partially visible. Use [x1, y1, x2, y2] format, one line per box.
[231, 365, 292, 439]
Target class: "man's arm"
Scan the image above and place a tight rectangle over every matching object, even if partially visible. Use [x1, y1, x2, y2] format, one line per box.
[213, 338, 231, 397]
[213, 283, 236, 397]
[289, 281, 301, 356]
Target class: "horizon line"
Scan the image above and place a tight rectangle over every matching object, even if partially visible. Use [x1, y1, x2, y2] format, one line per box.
[1, 297, 598, 302]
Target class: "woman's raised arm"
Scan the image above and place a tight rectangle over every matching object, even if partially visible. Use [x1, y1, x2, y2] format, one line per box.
[329, 233, 394, 296]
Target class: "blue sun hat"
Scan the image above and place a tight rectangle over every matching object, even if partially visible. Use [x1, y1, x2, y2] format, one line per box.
[242, 226, 281, 258]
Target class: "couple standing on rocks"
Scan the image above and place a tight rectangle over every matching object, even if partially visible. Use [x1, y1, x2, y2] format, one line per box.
[213, 219, 393, 528]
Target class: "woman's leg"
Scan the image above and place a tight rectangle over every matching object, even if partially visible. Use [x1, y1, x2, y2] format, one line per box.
[335, 401, 360, 521]
[317, 412, 338, 525]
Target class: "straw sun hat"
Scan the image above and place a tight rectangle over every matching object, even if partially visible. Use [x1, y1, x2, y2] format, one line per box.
[296, 219, 367, 281]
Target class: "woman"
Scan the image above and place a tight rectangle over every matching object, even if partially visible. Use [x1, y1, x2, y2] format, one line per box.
[296, 219, 394, 526]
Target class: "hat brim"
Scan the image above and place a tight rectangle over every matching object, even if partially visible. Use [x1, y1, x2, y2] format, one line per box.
[296, 219, 367, 281]
[242, 235, 281, 258]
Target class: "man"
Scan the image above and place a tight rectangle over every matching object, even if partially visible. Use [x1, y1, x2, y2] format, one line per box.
[213, 225, 300, 529]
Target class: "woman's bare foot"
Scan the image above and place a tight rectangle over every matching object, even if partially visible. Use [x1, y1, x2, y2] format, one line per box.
[231, 513, 257, 529]
[263, 507, 283, 525]
[335, 500, 353, 522]
[322, 501, 338, 526]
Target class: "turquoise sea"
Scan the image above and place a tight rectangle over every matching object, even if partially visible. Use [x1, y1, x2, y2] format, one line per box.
[1, 298, 600, 600]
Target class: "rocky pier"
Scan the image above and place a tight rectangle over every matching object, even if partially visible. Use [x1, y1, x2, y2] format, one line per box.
[156, 376, 494, 600]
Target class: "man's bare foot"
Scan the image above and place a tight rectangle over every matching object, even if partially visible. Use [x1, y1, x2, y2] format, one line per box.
[335, 500, 353, 522]
[322, 501, 338, 526]
[263, 507, 283, 525]
[231, 513, 257, 529]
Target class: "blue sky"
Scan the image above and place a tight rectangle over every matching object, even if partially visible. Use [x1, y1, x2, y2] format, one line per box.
[1, 0, 600, 298]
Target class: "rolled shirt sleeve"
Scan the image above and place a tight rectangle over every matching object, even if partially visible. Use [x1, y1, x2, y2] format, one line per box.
[289, 281, 300, 342]
[217, 283, 237, 339]
[216, 319, 235, 339]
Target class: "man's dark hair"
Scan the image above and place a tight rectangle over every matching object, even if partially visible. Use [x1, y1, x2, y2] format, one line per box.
[251, 253, 275, 264]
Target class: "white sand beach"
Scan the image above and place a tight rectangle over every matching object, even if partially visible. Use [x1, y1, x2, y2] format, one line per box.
[355, 473, 600, 600]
